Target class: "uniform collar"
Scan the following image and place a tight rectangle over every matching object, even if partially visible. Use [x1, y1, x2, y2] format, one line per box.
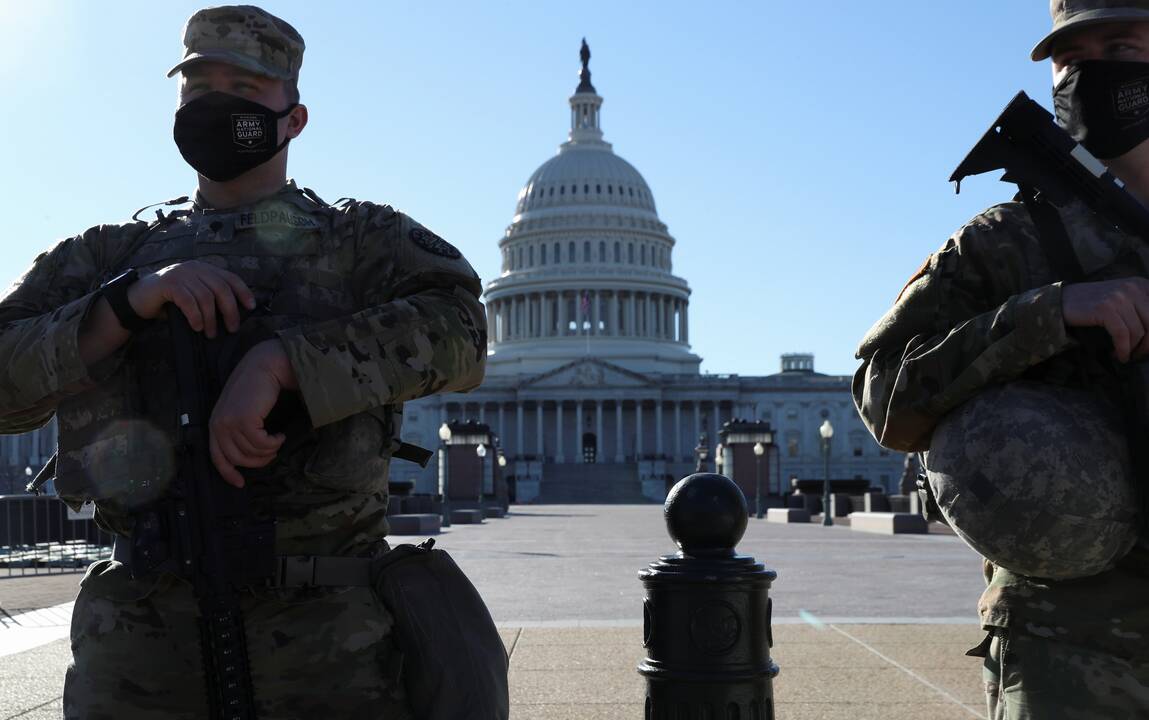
[192, 179, 301, 212]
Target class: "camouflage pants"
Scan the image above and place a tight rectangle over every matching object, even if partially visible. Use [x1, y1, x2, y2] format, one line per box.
[983, 627, 1149, 719]
[63, 559, 414, 719]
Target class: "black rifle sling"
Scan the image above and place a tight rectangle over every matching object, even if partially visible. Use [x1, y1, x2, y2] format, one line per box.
[1020, 187, 1149, 535]
[169, 310, 260, 720]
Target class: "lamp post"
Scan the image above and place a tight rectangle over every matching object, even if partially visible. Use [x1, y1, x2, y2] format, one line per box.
[819, 420, 834, 527]
[476, 443, 487, 511]
[715, 443, 725, 475]
[753, 442, 765, 519]
[498, 452, 508, 510]
[438, 422, 452, 527]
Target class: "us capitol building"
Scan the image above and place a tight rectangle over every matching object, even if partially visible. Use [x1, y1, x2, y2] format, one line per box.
[392, 42, 905, 502]
[0, 43, 904, 501]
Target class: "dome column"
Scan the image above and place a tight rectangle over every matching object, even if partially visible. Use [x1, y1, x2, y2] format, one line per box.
[558, 291, 568, 336]
[593, 291, 602, 335]
[542, 292, 552, 337]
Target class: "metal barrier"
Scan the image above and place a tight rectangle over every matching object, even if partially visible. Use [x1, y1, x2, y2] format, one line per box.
[0, 495, 112, 577]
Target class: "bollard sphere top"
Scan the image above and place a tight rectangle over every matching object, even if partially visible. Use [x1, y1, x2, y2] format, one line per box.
[664, 473, 748, 555]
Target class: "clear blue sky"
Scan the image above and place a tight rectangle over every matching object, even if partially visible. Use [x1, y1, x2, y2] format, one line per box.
[0, 1, 1055, 377]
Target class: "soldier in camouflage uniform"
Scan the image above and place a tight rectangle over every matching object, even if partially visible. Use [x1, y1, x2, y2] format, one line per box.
[0, 6, 485, 718]
[855, 2, 1149, 718]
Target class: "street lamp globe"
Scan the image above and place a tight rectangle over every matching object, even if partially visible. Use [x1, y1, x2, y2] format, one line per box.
[438, 423, 452, 442]
[819, 419, 834, 440]
[753, 442, 765, 457]
[476, 444, 487, 458]
[497, 454, 507, 468]
[24, 466, 32, 477]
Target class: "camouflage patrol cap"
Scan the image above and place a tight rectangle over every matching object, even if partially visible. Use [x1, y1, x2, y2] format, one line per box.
[1032, 0, 1149, 60]
[924, 381, 1138, 580]
[167, 5, 304, 80]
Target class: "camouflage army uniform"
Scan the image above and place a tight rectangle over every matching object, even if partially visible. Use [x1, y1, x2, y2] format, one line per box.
[0, 182, 486, 718]
[855, 197, 1149, 718]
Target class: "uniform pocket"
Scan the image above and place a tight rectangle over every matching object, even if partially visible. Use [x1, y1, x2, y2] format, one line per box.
[302, 408, 392, 491]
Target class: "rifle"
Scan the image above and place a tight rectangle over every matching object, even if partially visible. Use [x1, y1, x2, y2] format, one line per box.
[159, 308, 277, 720]
[950, 91, 1149, 238]
[951, 91, 1149, 537]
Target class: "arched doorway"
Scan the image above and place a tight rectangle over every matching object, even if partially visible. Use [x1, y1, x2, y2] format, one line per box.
[582, 432, 597, 463]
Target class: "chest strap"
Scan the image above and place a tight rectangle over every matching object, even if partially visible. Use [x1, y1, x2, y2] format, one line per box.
[111, 538, 373, 587]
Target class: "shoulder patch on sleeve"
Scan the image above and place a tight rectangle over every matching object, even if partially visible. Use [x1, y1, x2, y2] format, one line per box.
[409, 227, 461, 259]
[896, 257, 931, 302]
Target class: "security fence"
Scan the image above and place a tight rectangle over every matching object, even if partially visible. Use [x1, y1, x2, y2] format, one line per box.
[0, 494, 112, 577]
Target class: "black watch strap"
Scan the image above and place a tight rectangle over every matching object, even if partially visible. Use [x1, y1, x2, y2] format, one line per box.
[101, 269, 151, 332]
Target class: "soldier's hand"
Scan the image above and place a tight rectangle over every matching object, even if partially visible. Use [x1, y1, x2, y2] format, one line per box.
[127, 261, 256, 339]
[209, 340, 298, 488]
[1062, 278, 1149, 362]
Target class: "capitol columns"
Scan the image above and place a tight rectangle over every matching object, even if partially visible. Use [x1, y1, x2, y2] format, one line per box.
[615, 402, 625, 462]
[516, 402, 525, 457]
[576, 402, 584, 461]
[636, 401, 645, 458]
[536, 402, 544, 456]
[674, 401, 683, 460]
[556, 400, 565, 463]
[595, 401, 604, 459]
[655, 399, 664, 457]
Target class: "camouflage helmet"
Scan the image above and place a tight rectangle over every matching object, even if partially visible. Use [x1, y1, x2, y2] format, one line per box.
[167, 5, 305, 81]
[924, 380, 1138, 580]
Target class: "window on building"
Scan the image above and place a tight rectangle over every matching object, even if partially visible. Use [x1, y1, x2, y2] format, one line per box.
[608, 185, 613, 194]
[786, 431, 800, 458]
[599, 240, 606, 261]
[541, 244, 547, 265]
[516, 247, 522, 268]
[584, 184, 589, 194]
[596, 184, 602, 193]
[555, 242, 561, 263]
[614, 242, 621, 262]
[560, 185, 565, 195]
[584, 241, 591, 262]
[569, 241, 576, 262]
[548, 187, 553, 197]
[528, 246, 534, 266]
[628, 244, 635, 264]
[641, 245, 647, 265]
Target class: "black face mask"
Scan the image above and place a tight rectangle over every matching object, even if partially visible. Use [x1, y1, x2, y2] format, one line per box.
[173, 91, 297, 182]
[1053, 59, 1149, 160]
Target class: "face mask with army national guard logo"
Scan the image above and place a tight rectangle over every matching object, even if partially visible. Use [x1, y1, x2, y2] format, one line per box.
[173, 91, 297, 181]
[1054, 59, 1149, 159]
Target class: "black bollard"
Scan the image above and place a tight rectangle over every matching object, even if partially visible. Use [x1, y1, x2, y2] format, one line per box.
[638, 473, 779, 720]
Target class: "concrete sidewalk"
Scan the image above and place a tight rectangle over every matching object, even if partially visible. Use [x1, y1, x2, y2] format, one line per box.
[0, 505, 990, 719]
[0, 616, 986, 719]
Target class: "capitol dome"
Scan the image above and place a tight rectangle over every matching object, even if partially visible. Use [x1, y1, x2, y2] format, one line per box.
[483, 40, 701, 377]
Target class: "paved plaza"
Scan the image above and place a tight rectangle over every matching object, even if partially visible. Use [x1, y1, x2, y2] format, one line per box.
[1, 505, 989, 719]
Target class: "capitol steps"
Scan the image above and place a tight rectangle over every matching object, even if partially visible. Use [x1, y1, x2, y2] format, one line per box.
[535, 463, 653, 504]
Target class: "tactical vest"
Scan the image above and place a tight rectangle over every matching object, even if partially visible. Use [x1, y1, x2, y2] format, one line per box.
[53, 188, 406, 538]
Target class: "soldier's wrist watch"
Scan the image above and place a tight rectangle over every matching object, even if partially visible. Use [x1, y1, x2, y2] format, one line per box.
[100, 268, 151, 332]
